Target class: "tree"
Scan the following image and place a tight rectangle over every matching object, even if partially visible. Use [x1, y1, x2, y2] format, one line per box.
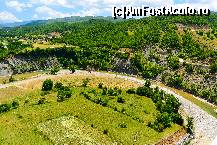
[210, 61, 217, 73]
[42, 79, 53, 91]
[186, 116, 194, 134]
[167, 55, 180, 69]
[69, 64, 76, 73]
[50, 66, 60, 75]
[160, 30, 181, 50]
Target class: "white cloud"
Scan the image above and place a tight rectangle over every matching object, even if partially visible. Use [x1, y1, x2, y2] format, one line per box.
[24, 0, 217, 20]
[35, 6, 71, 19]
[0, 11, 22, 23]
[30, 0, 74, 8]
[6, 0, 32, 12]
[183, 0, 217, 11]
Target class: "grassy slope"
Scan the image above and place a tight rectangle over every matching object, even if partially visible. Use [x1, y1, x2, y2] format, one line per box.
[0, 76, 182, 145]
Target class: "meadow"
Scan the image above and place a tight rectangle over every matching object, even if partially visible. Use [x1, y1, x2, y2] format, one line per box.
[0, 73, 182, 145]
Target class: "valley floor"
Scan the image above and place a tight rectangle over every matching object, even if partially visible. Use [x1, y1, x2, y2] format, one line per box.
[0, 70, 216, 144]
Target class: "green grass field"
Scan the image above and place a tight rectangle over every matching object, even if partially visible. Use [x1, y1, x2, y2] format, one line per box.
[0, 76, 182, 145]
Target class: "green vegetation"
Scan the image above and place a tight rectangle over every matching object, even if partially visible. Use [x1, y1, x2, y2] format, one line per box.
[157, 83, 217, 118]
[42, 79, 53, 91]
[0, 12, 217, 144]
[186, 117, 194, 135]
[0, 77, 182, 144]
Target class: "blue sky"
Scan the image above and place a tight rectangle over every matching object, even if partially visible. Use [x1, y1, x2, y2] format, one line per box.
[0, 0, 216, 23]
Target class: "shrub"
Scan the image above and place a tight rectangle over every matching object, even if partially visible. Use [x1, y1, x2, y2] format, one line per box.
[11, 101, 19, 109]
[98, 83, 103, 89]
[82, 78, 89, 87]
[69, 64, 76, 73]
[108, 88, 118, 96]
[210, 61, 217, 73]
[95, 97, 109, 107]
[0, 101, 19, 114]
[102, 87, 107, 95]
[9, 75, 15, 82]
[185, 64, 194, 73]
[142, 62, 164, 78]
[186, 116, 194, 134]
[54, 82, 63, 90]
[171, 113, 183, 125]
[42, 79, 53, 91]
[167, 55, 180, 69]
[103, 129, 108, 134]
[100, 98, 109, 107]
[0, 104, 11, 113]
[149, 112, 172, 132]
[167, 73, 183, 89]
[117, 97, 125, 103]
[57, 89, 72, 102]
[50, 66, 60, 75]
[126, 88, 136, 94]
[38, 98, 46, 105]
[119, 122, 127, 128]
[136, 86, 153, 97]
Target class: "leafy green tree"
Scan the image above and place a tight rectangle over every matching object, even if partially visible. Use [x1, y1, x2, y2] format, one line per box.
[167, 55, 180, 69]
[42, 79, 53, 91]
[50, 66, 60, 75]
[210, 61, 217, 73]
[160, 30, 181, 50]
[69, 64, 76, 73]
[186, 116, 194, 134]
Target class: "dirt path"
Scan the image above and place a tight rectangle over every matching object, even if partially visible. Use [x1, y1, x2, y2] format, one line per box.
[0, 70, 216, 145]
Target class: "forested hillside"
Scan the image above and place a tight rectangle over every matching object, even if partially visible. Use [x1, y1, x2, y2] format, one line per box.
[0, 13, 217, 105]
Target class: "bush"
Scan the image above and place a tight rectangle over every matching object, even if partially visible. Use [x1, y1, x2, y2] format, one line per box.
[167, 55, 180, 69]
[126, 88, 136, 94]
[142, 62, 164, 78]
[185, 64, 194, 73]
[50, 66, 60, 75]
[57, 89, 72, 102]
[0, 101, 19, 114]
[0, 104, 11, 113]
[38, 98, 46, 105]
[54, 82, 63, 90]
[119, 122, 127, 128]
[210, 61, 217, 73]
[82, 78, 89, 87]
[186, 116, 194, 134]
[117, 97, 125, 103]
[103, 129, 108, 134]
[102, 87, 107, 95]
[167, 73, 183, 89]
[108, 88, 119, 96]
[9, 75, 15, 82]
[11, 101, 19, 109]
[171, 113, 183, 125]
[149, 112, 172, 132]
[42, 79, 53, 91]
[136, 86, 153, 97]
[69, 64, 75, 73]
[98, 83, 103, 89]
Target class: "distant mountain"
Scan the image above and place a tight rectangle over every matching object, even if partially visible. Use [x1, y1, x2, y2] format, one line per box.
[0, 21, 32, 28]
[0, 16, 124, 28]
[24, 16, 124, 26]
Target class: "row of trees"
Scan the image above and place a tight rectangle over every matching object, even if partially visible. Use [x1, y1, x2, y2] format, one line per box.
[127, 80, 183, 132]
